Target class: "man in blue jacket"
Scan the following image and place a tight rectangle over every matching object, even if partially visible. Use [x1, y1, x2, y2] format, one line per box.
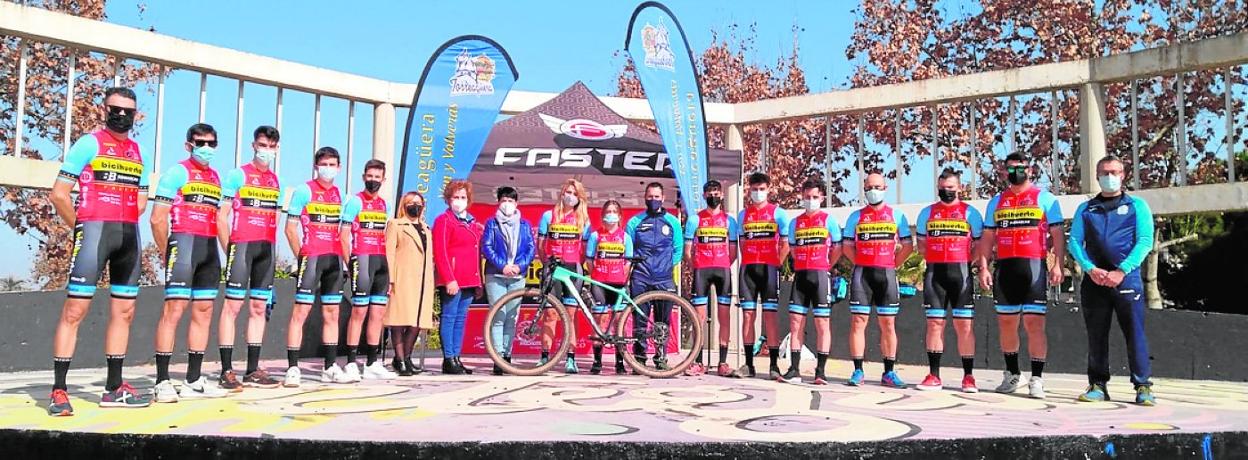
[481, 186, 536, 375]
[626, 182, 684, 371]
[1068, 155, 1156, 406]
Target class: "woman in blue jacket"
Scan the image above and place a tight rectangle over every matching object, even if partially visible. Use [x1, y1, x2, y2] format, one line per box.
[482, 186, 536, 375]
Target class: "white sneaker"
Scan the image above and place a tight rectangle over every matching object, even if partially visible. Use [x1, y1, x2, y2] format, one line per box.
[323, 364, 354, 384]
[995, 371, 1021, 393]
[363, 362, 398, 380]
[1028, 376, 1046, 399]
[343, 362, 363, 382]
[151, 380, 179, 403]
[180, 377, 229, 399]
[284, 366, 302, 388]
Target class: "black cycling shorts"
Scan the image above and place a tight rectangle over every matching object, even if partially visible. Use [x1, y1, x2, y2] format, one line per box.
[850, 266, 900, 316]
[67, 221, 141, 299]
[923, 262, 974, 319]
[164, 232, 221, 301]
[993, 257, 1048, 315]
[295, 254, 344, 306]
[224, 241, 275, 301]
[549, 262, 583, 306]
[739, 263, 779, 311]
[591, 282, 626, 314]
[692, 268, 731, 308]
[350, 254, 390, 307]
[789, 269, 831, 318]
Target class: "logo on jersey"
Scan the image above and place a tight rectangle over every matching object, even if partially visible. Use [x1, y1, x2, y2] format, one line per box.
[539, 114, 627, 141]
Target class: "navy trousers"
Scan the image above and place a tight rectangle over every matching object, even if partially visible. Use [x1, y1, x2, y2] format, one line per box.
[1081, 274, 1152, 388]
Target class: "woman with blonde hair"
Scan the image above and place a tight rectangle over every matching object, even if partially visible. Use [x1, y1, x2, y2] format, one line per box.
[431, 180, 484, 375]
[384, 191, 437, 375]
[536, 178, 591, 373]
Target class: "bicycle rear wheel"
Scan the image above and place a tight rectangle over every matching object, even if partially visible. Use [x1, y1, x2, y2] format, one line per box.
[613, 290, 704, 378]
[482, 288, 573, 376]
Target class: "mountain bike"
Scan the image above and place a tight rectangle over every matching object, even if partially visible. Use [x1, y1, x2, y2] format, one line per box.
[482, 256, 703, 378]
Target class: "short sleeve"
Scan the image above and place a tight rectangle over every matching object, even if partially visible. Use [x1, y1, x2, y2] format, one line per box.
[826, 216, 842, 243]
[683, 214, 699, 240]
[220, 168, 245, 200]
[153, 164, 188, 204]
[1040, 191, 1064, 225]
[57, 135, 98, 183]
[538, 211, 552, 236]
[728, 215, 740, 241]
[774, 207, 792, 237]
[895, 209, 912, 238]
[968, 206, 985, 239]
[915, 207, 931, 236]
[137, 147, 151, 190]
[340, 196, 363, 224]
[842, 210, 860, 240]
[983, 195, 1001, 228]
[786, 217, 798, 245]
[585, 231, 599, 258]
[286, 184, 311, 216]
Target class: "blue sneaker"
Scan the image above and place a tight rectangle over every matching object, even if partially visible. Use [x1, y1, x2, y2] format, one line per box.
[564, 357, 579, 374]
[881, 371, 907, 389]
[846, 369, 865, 386]
[538, 354, 549, 366]
[99, 382, 151, 408]
[1135, 386, 1156, 406]
[1078, 384, 1110, 402]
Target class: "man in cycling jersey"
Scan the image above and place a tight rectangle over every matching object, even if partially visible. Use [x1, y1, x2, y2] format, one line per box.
[737, 172, 791, 379]
[339, 159, 398, 381]
[216, 126, 283, 391]
[625, 182, 684, 371]
[782, 179, 841, 385]
[977, 153, 1066, 399]
[150, 123, 230, 403]
[683, 180, 738, 377]
[48, 87, 152, 415]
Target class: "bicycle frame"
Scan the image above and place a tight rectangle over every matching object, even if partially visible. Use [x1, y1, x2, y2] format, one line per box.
[545, 265, 642, 339]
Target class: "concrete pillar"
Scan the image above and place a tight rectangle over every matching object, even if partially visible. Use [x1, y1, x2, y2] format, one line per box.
[1079, 82, 1107, 194]
[373, 103, 397, 206]
[722, 124, 746, 368]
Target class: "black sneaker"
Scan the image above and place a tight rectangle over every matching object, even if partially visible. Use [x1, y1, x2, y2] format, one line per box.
[782, 367, 802, 384]
[615, 363, 627, 374]
[589, 362, 602, 375]
[768, 366, 783, 381]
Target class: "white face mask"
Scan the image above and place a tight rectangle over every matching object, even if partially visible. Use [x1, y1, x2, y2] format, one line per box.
[750, 190, 768, 204]
[865, 189, 886, 205]
[1098, 174, 1123, 193]
[316, 165, 339, 181]
[498, 201, 517, 215]
[803, 198, 822, 211]
[562, 193, 578, 207]
[451, 198, 468, 214]
[255, 149, 276, 166]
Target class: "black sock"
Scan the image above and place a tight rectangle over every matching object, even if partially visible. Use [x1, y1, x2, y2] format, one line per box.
[884, 358, 896, 374]
[718, 346, 728, 365]
[816, 353, 829, 376]
[567, 352, 575, 361]
[695, 352, 704, 364]
[187, 351, 205, 383]
[105, 354, 124, 392]
[155, 352, 172, 383]
[744, 344, 756, 369]
[615, 349, 625, 366]
[219, 346, 234, 372]
[53, 357, 71, 391]
[789, 350, 801, 370]
[541, 350, 549, 360]
[1005, 352, 1020, 375]
[927, 351, 942, 376]
[1031, 359, 1045, 378]
[287, 348, 300, 368]
[366, 344, 379, 366]
[593, 346, 603, 364]
[323, 343, 337, 369]
[346, 345, 359, 365]
[246, 344, 262, 375]
[768, 347, 780, 369]
[962, 356, 975, 376]
[853, 358, 864, 371]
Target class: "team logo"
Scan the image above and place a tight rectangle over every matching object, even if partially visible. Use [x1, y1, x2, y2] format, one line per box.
[539, 114, 627, 141]
[640, 22, 676, 71]
[449, 48, 497, 97]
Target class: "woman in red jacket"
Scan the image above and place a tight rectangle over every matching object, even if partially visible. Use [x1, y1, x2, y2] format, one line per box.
[431, 180, 484, 375]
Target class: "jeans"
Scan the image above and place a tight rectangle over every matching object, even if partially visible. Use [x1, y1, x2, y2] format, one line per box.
[439, 287, 475, 358]
[1081, 274, 1152, 387]
[485, 275, 526, 357]
[630, 278, 675, 357]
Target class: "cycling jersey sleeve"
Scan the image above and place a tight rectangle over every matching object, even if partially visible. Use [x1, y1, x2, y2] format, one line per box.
[585, 230, 599, 259]
[340, 195, 363, 224]
[895, 208, 912, 238]
[843, 210, 861, 240]
[57, 135, 98, 183]
[968, 205, 985, 239]
[137, 147, 151, 191]
[786, 216, 799, 245]
[774, 207, 792, 237]
[915, 206, 931, 237]
[537, 210, 552, 237]
[153, 164, 189, 204]
[728, 215, 740, 242]
[1040, 191, 1064, 225]
[624, 233, 634, 258]
[683, 213, 699, 241]
[665, 212, 684, 265]
[983, 195, 1001, 228]
[220, 168, 245, 200]
[1119, 197, 1155, 274]
[827, 216, 843, 243]
[1067, 201, 1096, 272]
[287, 184, 311, 217]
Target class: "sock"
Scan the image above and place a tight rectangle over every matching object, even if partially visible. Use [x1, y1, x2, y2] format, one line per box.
[884, 357, 896, 374]
[1004, 352, 1020, 375]
[789, 350, 801, 370]
[593, 345, 603, 365]
[155, 352, 173, 383]
[962, 356, 974, 376]
[105, 354, 124, 392]
[53, 357, 71, 391]
[744, 344, 756, 369]
[219, 346, 234, 372]
[718, 346, 728, 365]
[853, 358, 864, 371]
[615, 349, 625, 367]
[186, 351, 205, 383]
[366, 344, 379, 366]
[287, 347, 300, 368]
[246, 344, 262, 375]
[695, 352, 704, 364]
[323, 343, 337, 369]
[567, 352, 575, 361]
[927, 351, 942, 376]
[541, 350, 549, 361]
[768, 347, 780, 369]
[816, 353, 829, 376]
[346, 345, 359, 365]
[1031, 359, 1045, 378]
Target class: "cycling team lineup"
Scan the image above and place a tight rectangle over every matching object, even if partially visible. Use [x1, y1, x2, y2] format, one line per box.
[43, 85, 1157, 418]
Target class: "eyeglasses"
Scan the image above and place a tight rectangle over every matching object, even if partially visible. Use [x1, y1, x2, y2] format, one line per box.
[190, 139, 218, 148]
[106, 105, 135, 116]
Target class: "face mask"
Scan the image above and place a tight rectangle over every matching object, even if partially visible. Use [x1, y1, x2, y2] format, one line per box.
[1098, 174, 1122, 193]
[191, 146, 215, 165]
[255, 149, 276, 166]
[498, 201, 517, 216]
[750, 190, 768, 204]
[646, 199, 664, 213]
[803, 198, 822, 211]
[603, 213, 620, 225]
[562, 193, 579, 207]
[364, 180, 382, 194]
[317, 166, 339, 181]
[1007, 167, 1029, 186]
[865, 189, 886, 205]
[106, 110, 135, 133]
[705, 195, 722, 209]
[405, 204, 422, 218]
[938, 189, 958, 204]
[451, 198, 468, 214]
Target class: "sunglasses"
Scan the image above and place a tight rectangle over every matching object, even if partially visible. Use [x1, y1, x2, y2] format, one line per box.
[190, 139, 219, 148]
[106, 105, 135, 116]
[1007, 166, 1028, 173]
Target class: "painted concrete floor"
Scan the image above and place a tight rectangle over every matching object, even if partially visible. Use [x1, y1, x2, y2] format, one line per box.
[2, 358, 1245, 444]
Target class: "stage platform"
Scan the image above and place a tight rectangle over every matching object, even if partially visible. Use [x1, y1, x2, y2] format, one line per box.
[2, 358, 1245, 459]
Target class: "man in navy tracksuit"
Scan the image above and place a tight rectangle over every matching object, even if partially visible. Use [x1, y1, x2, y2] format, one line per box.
[626, 182, 683, 371]
[1068, 155, 1156, 406]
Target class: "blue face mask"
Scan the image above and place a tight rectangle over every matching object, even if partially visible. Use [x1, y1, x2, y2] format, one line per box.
[191, 146, 215, 164]
[316, 165, 339, 181]
[603, 213, 620, 225]
[646, 199, 663, 213]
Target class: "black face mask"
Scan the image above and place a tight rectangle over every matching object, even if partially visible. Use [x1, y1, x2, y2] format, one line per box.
[364, 180, 382, 194]
[646, 199, 664, 214]
[1007, 168, 1029, 186]
[106, 110, 135, 133]
[937, 189, 958, 204]
[405, 204, 422, 218]
[705, 196, 722, 209]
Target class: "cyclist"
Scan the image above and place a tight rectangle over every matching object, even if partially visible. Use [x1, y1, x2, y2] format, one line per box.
[625, 182, 683, 372]
[585, 200, 634, 375]
[737, 172, 791, 379]
[684, 180, 738, 377]
[483, 186, 536, 376]
[339, 159, 397, 381]
[782, 179, 842, 385]
[536, 179, 591, 373]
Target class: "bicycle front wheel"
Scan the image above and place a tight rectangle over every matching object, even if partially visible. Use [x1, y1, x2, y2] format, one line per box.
[613, 290, 704, 379]
[482, 288, 573, 376]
